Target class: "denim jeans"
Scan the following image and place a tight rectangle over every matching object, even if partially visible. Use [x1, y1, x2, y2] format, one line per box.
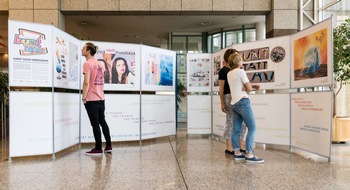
[230, 98, 256, 154]
[84, 100, 111, 150]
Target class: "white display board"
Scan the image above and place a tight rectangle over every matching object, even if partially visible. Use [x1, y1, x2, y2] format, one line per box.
[83, 41, 141, 91]
[8, 20, 53, 87]
[233, 36, 291, 89]
[291, 18, 333, 88]
[211, 47, 230, 92]
[187, 95, 212, 134]
[80, 94, 141, 142]
[250, 94, 290, 145]
[291, 92, 332, 157]
[141, 95, 176, 139]
[141, 45, 176, 91]
[10, 92, 53, 157]
[54, 93, 80, 152]
[53, 27, 81, 89]
[212, 95, 226, 137]
[186, 53, 211, 92]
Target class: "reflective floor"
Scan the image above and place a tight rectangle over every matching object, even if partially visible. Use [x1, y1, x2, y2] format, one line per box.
[1, 127, 350, 190]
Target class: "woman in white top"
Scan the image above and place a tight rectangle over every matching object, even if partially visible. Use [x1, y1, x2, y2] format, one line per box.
[227, 53, 264, 163]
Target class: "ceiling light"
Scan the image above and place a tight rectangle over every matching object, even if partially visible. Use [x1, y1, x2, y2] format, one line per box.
[200, 22, 212, 26]
[80, 21, 89, 25]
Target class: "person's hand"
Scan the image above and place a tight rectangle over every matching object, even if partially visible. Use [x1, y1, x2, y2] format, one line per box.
[221, 103, 226, 113]
[242, 86, 247, 91]
[253, 84, 260, 90]
[82, 99, 86, 104]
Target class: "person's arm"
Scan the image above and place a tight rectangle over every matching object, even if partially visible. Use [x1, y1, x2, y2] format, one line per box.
[82, 73, 90, 104]
[219, 80, 226, 113]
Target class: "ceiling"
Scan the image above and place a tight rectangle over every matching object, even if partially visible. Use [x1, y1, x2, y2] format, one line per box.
[0, 15, 265, 54]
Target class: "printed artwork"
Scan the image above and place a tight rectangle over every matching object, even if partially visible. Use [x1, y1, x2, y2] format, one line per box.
[54, 37, 79, 84]
[271, 46, 286, 63]
[293, 28, 327, 81]
[144, 53, 173, 86]
[213, 55, 221, 87]
[240, 47, 274, 84]
[188, 58, 210, 87]
[94, 49, 136, 85]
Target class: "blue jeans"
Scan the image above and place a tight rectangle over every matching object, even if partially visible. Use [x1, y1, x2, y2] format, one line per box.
[84, 100, 111, 150]
[231, 98, 256, 154]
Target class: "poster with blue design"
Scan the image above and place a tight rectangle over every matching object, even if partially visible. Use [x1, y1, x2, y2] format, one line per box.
[8, 20, 53, 87]
[141, 45, 176, 91]
[53, 27, 81, 90]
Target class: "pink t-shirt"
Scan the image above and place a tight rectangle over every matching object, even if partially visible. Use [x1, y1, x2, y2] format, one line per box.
[83, 58, 105, 101]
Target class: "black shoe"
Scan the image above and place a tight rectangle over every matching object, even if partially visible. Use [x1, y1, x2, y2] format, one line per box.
[225, 150, 235, 155]
[240, 149, 246, 154]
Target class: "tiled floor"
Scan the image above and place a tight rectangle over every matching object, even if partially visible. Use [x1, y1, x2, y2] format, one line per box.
[1, 128, 350, 190]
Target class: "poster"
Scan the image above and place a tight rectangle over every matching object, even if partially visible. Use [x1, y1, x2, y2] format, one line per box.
[8, 20, 53, 87]
[291, 18, 333, 88]
[141, 45, 176, 91]
[250, 94, 290, 145]
[9, 92, 53, 157]
[53, 27, 81, 89]
[186, 53, 211, 92]
[212, 95, 226, 137]
[81, 41, 141, 91]
[187, 95, 212, 134]
[211, 47, 230, 92]
[54, 93, 80, 152]
[141, 95, 176, 139]
[233, 36, 290, 89]
[80, 94, 141, 142]
[291, 92, 332, 157]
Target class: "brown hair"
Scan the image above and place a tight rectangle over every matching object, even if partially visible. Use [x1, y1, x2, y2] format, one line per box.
[227, 53, 241, 70]
[223, 48, 239, 62]
[85, 42, 98, 56]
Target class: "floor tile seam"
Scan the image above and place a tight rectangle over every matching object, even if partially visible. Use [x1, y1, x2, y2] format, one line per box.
[168, 136, 189, 190]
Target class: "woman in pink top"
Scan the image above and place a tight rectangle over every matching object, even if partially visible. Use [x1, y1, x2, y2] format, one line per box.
[82, 42, 112, 155]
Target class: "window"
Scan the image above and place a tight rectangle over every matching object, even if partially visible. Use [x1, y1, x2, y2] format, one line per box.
[207, 27, 256, 52]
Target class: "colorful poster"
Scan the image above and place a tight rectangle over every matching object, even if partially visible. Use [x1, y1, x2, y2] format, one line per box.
[211, 47, 229, 91]
[141, 45, 176, 91]
[291, 18, 333, 88]
[53, 27, 81, 89]
[8, 20, 53, 87]
[81, 41, 141, 91]
[233, 35, 290, 89]
[186, 53, 211, 92]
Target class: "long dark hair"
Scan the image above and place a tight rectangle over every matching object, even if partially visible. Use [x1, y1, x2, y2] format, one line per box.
[98, 59, 110, 83]
[111, 57, 129, 84]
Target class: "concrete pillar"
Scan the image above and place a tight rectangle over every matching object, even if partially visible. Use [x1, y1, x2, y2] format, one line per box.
[9, 0, 64, 30]
[266, 0, 298, 38]
[255, 22, 266, 40]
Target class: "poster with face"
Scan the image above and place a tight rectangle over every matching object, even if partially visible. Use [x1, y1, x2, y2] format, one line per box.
[81, 41, 141, 91]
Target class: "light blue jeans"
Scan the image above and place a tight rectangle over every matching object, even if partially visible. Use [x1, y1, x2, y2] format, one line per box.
[231, 98, 256, 154]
